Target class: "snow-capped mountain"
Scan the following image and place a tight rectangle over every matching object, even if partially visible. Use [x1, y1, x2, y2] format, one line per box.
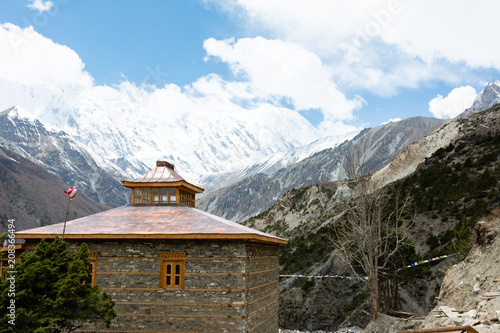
[458, 80, 500, 119]
[198, 116, 446, 222]
[199, 130, 360, 194]
[0, 78, 322, 186]
[0, 106, 128, 206]
[199, 81, 500, 222]
[0, 145, 110, 233]
[2, 77, 499, 213]
[472, 80, 500, 110]
[65, 99, 321, 183]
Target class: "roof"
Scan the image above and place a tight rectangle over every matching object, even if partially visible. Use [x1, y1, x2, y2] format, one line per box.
[126, 164, 184, 183]
[16, 205, 287, 245]
[121, 161, 204, 193]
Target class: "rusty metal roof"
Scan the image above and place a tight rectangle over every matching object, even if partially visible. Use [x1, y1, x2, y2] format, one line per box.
[121, 161, 204, 193]
[125, 164, 184, 183]
[16, 205, 286, 244]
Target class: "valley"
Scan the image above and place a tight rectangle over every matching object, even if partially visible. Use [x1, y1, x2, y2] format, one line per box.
[1, 81, 500, 332]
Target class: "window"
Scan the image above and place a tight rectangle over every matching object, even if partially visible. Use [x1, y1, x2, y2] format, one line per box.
[133, 188, 142, 204]
[0, 259, 8, 280]
[179, 189, 195, 207]
[160, 188, 168, 203]
[159, 253, 186, 288]
[131, 187, 179, 205]
[152, 188, 159, 203]
[89, 253, 98, 286]
[142, 188, 150, 203]
[169, 188, 177, 204]
[131, 187, 196, 206]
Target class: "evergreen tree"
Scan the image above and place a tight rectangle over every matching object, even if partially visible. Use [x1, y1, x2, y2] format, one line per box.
[0, 237, 116, 332]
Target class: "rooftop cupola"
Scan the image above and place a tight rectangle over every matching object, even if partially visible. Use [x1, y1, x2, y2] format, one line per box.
[121, 161, 204, 207]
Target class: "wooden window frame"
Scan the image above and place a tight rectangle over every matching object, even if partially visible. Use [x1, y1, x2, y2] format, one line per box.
[131, 187, 179, 206]
[0, 259, 8, 281]
[159, 253, 186, 289]
[179, 189, 195, 207]
[89, 252, 98, 286]
[131, 187, 196, 207]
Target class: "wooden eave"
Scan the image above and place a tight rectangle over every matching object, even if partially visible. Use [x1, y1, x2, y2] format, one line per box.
[15, 233, 287, 244]
[0, 243, 25, 253]
[15, 205, 287, 245]
[121, 180, 204, 194]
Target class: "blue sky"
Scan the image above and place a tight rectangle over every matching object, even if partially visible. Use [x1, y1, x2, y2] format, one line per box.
[0, 0, 499, 134]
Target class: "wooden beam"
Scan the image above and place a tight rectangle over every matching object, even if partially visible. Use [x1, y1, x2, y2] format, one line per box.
[440, 306, 460, 319]
[16, 232, 287, 244]
[114, 301, 247, 307]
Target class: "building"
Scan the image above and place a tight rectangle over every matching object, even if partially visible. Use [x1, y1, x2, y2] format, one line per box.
[16, 161, 286, 333]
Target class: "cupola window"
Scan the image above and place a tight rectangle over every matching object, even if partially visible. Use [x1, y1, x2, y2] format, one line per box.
[122, 161, 204, 208]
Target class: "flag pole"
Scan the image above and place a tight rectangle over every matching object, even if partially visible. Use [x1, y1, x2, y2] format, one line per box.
[62, 196, 71, 241]
[62, 186, 76, 241]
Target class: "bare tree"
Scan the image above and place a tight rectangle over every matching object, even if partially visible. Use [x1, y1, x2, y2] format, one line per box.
[333, 150, 413, 320]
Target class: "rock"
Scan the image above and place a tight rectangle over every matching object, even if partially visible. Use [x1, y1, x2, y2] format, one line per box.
[418, 213, 500, 329]
[463, 309, 478, 321]
[362, 313, 421, 333]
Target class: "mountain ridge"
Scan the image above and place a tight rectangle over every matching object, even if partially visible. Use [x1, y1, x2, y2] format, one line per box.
[0, 106, 128, 207]
[244, 104, 500, 332]
[198, 116, 446, 222]
[0, 145, 110, 233]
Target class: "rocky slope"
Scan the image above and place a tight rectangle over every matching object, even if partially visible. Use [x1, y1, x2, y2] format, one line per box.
[422, 209, 500, 330]
[419, 210, 500, 330]
[200, 81, 500, 224]
[199, 116, 446, 222]
[372, 120, 460, 188]
[244, 105, 500, 332]
[366, 210, 500, 333]
[0, 146, 110, 233]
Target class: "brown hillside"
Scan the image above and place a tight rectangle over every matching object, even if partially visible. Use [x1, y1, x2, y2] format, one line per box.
[0, 146, 110, 233]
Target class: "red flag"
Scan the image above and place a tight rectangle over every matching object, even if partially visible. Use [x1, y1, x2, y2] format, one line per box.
[64, 186, 77, 200]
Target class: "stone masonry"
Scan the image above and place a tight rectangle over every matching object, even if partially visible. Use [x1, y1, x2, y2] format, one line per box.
[24, 239, 280, 333]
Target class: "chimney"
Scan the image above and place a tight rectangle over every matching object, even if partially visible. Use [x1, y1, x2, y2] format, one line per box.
[156, 161, 174, 170]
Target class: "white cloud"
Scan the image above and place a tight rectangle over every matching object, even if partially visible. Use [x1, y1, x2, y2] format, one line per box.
[0, 23, 324, 150]
[381, 117, 401, 125]
[204, 36, 364, 134]
[383, 1, 500, 69]
[0, 23, 93, 87]
[27, 0, 54, 13]
[208, 0, 500, 95]
[428, 86, 477, 119]
[330, 45, 465, 97]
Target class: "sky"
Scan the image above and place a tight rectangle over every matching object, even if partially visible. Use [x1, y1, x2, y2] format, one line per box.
[0, 0, 499, 137]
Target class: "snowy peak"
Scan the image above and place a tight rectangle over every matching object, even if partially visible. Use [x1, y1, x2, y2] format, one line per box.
[198, 130, 360, 194]
[0, 107, 128, 207]
[3, 105, 41, 123]
[471, 80, 500, 110]
[0, 78, 323, 189]
[456, 80, 500, 119]
[198, 116, 446, 222]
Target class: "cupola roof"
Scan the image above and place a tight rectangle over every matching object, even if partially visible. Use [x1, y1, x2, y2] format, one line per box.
[122, 161, 204, 194]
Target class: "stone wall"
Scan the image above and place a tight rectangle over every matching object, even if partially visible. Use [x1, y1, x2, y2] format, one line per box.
[23, 239, 280, 333]
[246, 242, 280, 333]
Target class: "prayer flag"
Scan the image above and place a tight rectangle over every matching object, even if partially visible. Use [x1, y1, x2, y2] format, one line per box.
[64, 186, 77, 200]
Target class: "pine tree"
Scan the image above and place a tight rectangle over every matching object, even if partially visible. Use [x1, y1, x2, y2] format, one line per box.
[0, 237, 116, 332]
